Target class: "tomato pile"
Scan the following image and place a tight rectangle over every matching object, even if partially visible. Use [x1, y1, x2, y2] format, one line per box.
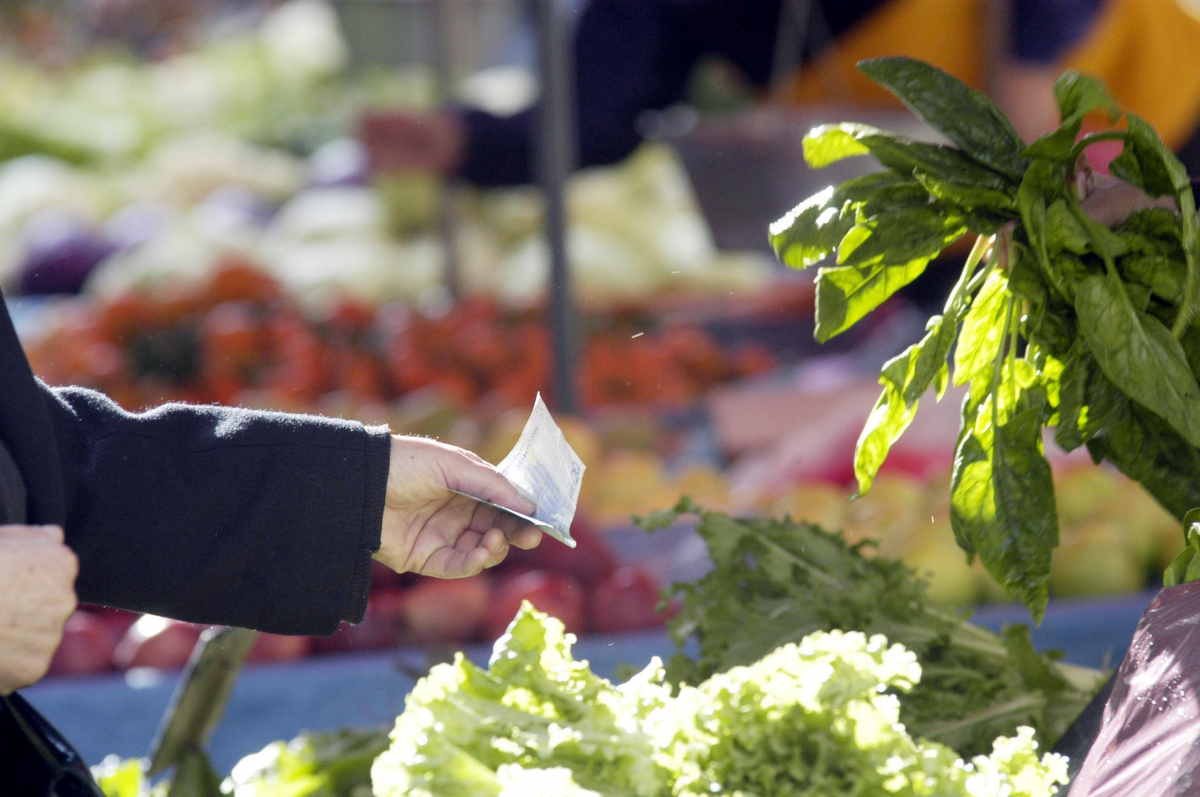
[49, 520, 670, 677]
[24, 258, 776, 414]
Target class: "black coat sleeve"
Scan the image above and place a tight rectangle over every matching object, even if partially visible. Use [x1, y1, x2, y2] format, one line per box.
[42, 385, 391, 636]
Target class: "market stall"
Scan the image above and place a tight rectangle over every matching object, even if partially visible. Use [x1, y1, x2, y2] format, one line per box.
[5, 2, 1200, 795]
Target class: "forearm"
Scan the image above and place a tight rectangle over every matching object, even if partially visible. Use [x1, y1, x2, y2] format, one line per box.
[43, 384, 390, 635]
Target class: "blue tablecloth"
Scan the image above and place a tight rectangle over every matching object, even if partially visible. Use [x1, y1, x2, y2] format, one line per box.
[24, 590, 1156, 775]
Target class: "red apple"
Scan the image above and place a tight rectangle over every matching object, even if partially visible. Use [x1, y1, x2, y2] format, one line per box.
[311, 589, 407, 654]
[501, 518, 617, 586]
[400, 575, 490, 643]
[113, 616, 202, 670]
[48, 611, 116, 676]
[484, 571, 586, 640]
[589, 566, 670, 634]
[247, 632, 311, 663]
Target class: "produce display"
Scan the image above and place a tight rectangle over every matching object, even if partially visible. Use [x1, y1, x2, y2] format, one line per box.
[766, 464, 1181, 606]
[638, 500, 1104, 759]
[94, 605, 1071, 797]
[371, 605, 1067, 797]
[0, 1, 777, 307]
[22, 261, 777, 414]
[770, 57, 1199, 619]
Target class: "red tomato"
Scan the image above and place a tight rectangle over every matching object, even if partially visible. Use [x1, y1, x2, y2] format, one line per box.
[113, 616, 203, 671]
[400, 575, 490, 643]
[48, 611, 116, 677]
[483, 571, 586, 640]
[201, 301, 261, 372]
[247, 633, 311, 663]
[588, 566, 669, 635]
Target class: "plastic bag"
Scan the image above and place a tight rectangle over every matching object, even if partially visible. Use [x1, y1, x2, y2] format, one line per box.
[1068, 581, 1200, 796]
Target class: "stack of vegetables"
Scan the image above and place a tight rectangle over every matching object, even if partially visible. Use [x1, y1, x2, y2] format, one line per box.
[0, 1, 777, 306]
[93, 501, 1098, 796]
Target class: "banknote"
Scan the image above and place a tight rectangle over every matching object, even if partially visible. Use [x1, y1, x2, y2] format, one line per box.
[451, 393, 584, 548]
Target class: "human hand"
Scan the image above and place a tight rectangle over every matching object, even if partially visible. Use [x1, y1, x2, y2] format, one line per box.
[358, 110, 465, 175]
[0, 525, 77, 694]
[375, 436, 542, 579]
[1078, 170, 1177, 228]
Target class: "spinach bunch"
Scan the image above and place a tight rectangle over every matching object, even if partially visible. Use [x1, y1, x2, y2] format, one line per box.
[770, 57, 1200, 621]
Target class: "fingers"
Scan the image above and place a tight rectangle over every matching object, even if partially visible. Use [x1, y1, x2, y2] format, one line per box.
[508, 525, 543, 550]
[0, 527, 77, 692]
[0, 524, 64, 544]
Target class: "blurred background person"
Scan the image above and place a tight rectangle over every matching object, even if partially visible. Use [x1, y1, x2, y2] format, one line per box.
[360, 0, 1200, 185]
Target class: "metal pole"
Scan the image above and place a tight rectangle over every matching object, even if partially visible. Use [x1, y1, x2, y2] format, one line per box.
[432, 0, 468, 298]
[535, 0, 578, 412]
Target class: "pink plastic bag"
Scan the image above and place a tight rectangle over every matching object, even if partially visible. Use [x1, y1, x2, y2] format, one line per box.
[1068, 581, 1200, 796]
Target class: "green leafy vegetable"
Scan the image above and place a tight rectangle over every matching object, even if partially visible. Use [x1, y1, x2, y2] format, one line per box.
[772, 58, 1200, 616]
[372, 601, 1071, 797]
[638, 499, 1105, 760]
[858, 56, 1027, 178]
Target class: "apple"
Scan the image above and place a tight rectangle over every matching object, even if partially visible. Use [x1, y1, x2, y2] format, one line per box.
[1054, 465, 1120, 526]
[400, 575, 490, 643]
[767, 482, 850, 531]
[87, 605, 141, 645]
[248, 633, 311, 663]
[113, 616, 203, 671]
[588, 566, 670, 634]
[311, 589, 407, 654]
[484, 571, 586, 640]
[901, 535, 979, 607]
[48, 611, 116, 676]
[1050, 531, 1146, 598]
[500, 517, 617, 587]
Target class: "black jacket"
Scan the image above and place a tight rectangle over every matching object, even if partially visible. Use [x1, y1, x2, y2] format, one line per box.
[0, 295, 390, 636]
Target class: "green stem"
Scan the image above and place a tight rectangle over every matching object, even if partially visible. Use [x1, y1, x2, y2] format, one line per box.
[993, 297, 1016, 431]
[1067, 130, 1128, 167]
[1170, 190, 1199, 338]
[944, 234, 994, 316]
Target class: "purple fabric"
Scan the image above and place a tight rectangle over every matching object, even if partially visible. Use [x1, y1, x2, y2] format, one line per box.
[1069, 582, 1200, 796]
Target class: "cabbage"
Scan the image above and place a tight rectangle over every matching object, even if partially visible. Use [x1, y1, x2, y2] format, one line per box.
[372, 604, 1070, 797]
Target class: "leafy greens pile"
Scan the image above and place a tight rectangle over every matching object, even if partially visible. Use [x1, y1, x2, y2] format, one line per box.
[638, 499, 1105, 759]
[769, 57, 1200, 620]
[93, 728, 389, 797]
[370, 602, 1069, 797]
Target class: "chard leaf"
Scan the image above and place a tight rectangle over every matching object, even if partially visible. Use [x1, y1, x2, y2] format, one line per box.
[914, 171, 1017, 215]
[1044, 199, 1091, 255]
[802, 123, 875, 167]
[855, 312, 960, 494]
[858, 57, 1027, 178]
[1075, 272, 1200, 447]
[1110, 113, 1186, 198]
[951, 387, 1058, 622]
[1053, 71, 1123, 123]
[769, 187, 855, 269]
[1118, 254, 1185, 303]
[1053, 342, 1095, 452]
[837, 207, 965, 268]
[815, 259, 929, 341]
[954, 270, 1008, 386]
[861, 134, 1014, 190]
[854, 383, 918, 495]
[1083, 375, 1200, 519]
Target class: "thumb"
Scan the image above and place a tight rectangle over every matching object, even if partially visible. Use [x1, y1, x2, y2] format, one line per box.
[447, 456, 536, 517]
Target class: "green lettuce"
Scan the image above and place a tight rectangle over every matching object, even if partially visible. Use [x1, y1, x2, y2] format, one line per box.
[372, 604, 1069, 797]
